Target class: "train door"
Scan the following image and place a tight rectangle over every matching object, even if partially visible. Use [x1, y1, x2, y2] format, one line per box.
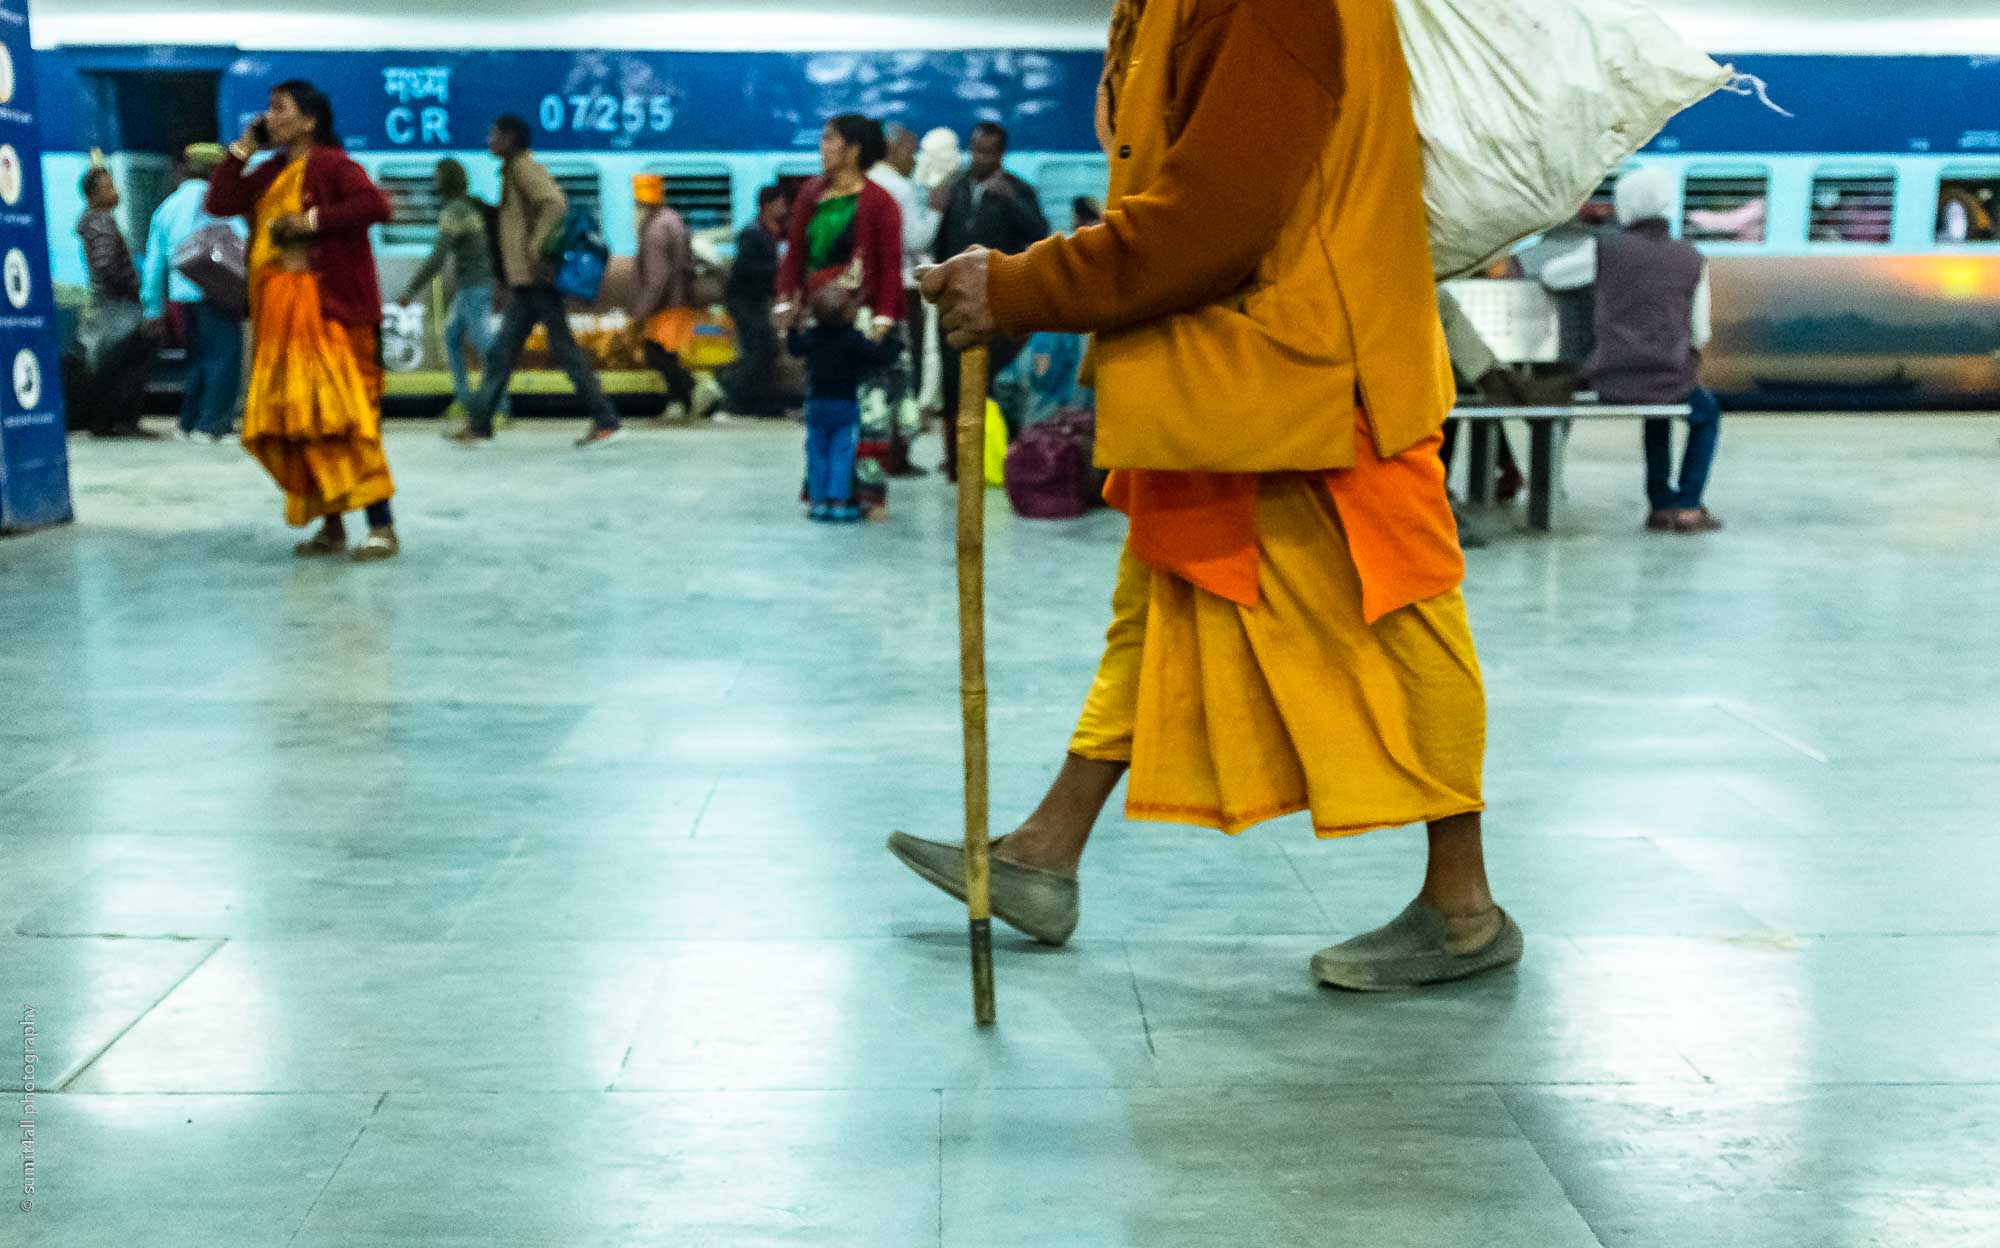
[80, 70, 223, 253]
[72, 69, 222, 408]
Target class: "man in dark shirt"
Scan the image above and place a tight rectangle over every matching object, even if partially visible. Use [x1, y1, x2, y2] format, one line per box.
[929, 123, 1049, 479]
[718, 185, 790, 417]
[74, 167, 158, 439]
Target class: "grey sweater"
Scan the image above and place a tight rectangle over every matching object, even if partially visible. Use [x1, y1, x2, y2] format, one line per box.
[79, 208, 141, 305]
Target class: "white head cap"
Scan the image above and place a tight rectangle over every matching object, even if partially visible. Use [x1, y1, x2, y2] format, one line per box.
[915, 127, 963, 189]
[1614, 166, 1678, 227]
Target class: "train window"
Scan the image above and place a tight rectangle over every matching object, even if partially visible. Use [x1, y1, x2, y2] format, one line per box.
[1584, 175, 1618, 220]
[544, 163, 602, 225]
[377, 161, 443, 248]
[1809, 172, 1896, 245]
[774, 169, 818, 211]
[643, 165, 734, 233]
[1682, 169, 1769, 243]
[1032, 157, 1111, 231]
[1937, 174, 1999, 244]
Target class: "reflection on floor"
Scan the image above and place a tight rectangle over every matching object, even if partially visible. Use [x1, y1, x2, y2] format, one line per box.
[4, 415, 1998, 1247]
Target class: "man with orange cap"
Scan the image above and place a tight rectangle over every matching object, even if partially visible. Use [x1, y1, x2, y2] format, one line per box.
[893, 0, 1523, 992]
[630, 174, 703, 417]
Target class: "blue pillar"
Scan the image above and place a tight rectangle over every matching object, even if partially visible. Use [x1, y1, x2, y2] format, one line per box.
[0, 0, 73, 534]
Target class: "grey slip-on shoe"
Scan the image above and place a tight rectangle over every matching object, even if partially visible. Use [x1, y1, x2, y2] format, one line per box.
[886, 832, 1080, 947]
[1312, 899, 1525, 992]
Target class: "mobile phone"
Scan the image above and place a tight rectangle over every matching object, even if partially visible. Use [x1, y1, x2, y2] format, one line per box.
[251, 118, 271, 145]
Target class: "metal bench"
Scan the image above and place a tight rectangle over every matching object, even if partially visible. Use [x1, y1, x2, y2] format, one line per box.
[1452, 398, 1689, 532]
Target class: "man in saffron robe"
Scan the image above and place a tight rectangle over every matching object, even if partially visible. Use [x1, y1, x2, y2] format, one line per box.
[892, 0, 1522, 991]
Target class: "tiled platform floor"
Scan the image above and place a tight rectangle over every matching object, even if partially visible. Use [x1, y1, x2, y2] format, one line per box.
[4, 414, 1997, 1246]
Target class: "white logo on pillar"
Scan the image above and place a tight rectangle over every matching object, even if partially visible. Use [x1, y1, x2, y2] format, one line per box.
[0, 145, 21, 207]
[13, 349, 41, 411]
[3, 249, 30, 310]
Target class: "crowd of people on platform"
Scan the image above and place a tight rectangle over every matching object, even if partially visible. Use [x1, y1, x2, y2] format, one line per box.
[61, 73, 1723, 553]
[61, 91, 1110, 543]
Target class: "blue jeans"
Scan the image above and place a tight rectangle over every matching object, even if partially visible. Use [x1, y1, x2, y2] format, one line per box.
[804, 400, 861, 503]
[1644, 386, 1722, 511]
[443, 285, 508, 415]
[178, 300, 243, 437]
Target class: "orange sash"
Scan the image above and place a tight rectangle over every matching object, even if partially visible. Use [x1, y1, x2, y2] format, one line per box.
[1113, 409, 1465, 623]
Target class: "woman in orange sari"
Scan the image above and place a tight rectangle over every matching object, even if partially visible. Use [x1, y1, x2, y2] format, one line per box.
[207, 80, 400, 561]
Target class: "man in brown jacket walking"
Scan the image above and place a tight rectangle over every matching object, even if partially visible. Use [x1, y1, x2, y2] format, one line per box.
[453, 114, 622, 448]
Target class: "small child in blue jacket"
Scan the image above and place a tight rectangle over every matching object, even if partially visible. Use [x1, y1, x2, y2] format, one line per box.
[788, 284, 901, 522]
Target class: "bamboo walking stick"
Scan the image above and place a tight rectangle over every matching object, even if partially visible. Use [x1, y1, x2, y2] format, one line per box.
[956, 345, 996, 1027]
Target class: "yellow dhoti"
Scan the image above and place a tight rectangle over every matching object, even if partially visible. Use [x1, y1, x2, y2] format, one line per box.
[1071, 474, 1486, 837]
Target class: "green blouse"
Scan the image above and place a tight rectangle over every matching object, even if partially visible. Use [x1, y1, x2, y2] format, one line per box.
[805, 191, 861, 271]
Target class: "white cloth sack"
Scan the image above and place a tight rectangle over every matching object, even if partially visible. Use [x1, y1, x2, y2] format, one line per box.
[1394, 0, 1734, 278]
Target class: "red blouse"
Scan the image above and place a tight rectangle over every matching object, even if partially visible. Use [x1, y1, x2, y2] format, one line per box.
[777, 176, 906, 321]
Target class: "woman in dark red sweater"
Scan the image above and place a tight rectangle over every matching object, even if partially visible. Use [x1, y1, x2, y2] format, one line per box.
[777, 114, 906, 515]
[777, 115, 907, 330]
[207, 79, 400, 561]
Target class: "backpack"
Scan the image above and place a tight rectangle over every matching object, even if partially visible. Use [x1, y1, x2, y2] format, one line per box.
[474, 197, 504, 286]
[1004, 408, 1104, 520]
[542, 206, 609, 303]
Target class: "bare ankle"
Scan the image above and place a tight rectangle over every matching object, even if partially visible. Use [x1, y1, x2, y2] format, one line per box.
[1418, 887, 1497, 921]
[1436, 905, 1504, 954]
[995, 824, 1083, 875]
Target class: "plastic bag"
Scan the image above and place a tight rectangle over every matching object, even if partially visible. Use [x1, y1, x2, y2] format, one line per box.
[76, 299, 145, 373]
[1394, 0, 1734, 278]
[983, 399, 1008, 488]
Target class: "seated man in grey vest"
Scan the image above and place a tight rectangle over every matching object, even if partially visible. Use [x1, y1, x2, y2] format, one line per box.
[1542, 167, 1723, 534]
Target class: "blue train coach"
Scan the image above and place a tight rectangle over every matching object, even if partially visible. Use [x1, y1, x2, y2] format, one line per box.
[31, 43, 2000, 410]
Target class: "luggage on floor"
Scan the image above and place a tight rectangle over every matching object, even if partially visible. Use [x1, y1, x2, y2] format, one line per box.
[1005, 408, 1104, 520]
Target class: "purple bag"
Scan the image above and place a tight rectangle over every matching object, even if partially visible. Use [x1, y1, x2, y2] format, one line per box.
[172, 223, 248, 319]
[1004, 409, 1103, 520]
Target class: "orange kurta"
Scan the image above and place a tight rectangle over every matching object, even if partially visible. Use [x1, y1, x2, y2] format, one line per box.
[241, 160, 395, 526]
[987, 0, 1462, 612]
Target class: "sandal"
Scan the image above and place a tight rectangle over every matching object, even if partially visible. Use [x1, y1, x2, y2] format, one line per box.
[350, 529, 400, 562]
[293, 529, 346, 558]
